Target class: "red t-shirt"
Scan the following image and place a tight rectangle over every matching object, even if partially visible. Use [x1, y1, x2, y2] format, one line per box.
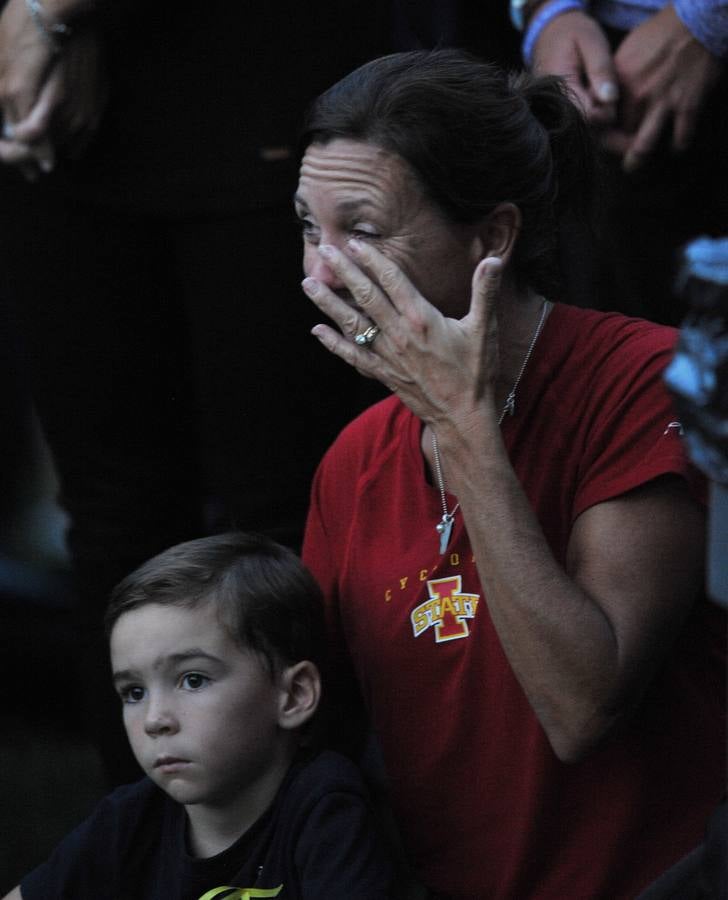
[303, 305, 726, 899]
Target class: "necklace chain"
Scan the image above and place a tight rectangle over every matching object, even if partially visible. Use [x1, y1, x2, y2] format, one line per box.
[432, 299, 549, 554]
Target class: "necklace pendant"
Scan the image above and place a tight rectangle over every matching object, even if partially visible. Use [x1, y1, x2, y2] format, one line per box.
[504, 390, 516, 417]
[436, 513, 454, 554]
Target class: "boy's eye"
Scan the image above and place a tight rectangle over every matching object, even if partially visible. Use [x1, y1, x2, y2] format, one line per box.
[120, 685, 145, 704]
[181, 672, 209, 691]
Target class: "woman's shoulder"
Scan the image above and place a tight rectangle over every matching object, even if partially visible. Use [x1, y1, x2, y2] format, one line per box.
[319, 394, 412, 471]
[543, 303, 680, 388]
[550, 303, 678, 357]
[342, 393, 409, 434]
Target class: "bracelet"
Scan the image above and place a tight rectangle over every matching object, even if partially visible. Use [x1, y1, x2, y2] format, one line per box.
[25, 0, 72, 53]
[522, 0, 585, 65]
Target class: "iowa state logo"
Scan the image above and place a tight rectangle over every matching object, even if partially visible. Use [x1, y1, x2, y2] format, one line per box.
[411, 575, 480, 643]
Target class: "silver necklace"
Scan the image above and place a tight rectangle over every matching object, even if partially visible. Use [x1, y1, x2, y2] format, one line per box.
[432, 299, 549, 554]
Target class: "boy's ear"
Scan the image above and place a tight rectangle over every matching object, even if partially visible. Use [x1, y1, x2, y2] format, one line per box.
[470, 202, 521, 267]
[277, 660, 321, 731]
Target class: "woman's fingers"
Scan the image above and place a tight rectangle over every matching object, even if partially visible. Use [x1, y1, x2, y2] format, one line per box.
[301, 247, 396, 383]
[318, 243, 389, 320]
[469, 256, 502, 330]
[301, 276, 379, 345]
[346, 238, 420, 316]
[301, 241, 404, 346]
[468, 256, 503, 390]
[302, 247, 503, 413]
[309, 321, 383, 377]
[316, 239, 422, 324]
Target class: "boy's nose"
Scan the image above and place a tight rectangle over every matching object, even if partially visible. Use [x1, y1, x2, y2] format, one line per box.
[144, 701, 179, 737]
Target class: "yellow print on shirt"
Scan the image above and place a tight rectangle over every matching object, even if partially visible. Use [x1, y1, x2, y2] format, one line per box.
[411, 575, 480, 643]
[198, 886, 283, 899]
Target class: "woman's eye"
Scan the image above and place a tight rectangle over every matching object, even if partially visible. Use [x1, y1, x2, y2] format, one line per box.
[181, 672, 209, 691]
[120, 685, 145, 704]
[296, 216, 319, 243]
[351, 227, 380, 240]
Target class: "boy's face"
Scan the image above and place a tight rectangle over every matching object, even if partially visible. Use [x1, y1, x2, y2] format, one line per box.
[110, 601, 290, 812]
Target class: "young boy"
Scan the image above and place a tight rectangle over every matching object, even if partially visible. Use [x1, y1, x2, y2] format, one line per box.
[4, 532, 394, 900]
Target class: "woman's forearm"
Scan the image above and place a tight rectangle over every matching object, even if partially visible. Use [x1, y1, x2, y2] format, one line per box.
[438, 412, 703, 762]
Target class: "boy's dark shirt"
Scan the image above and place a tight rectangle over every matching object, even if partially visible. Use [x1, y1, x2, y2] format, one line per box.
[21, 750, 393, 899]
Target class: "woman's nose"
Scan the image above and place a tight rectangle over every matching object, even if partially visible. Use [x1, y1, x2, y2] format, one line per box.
[303, 245, 346, 291]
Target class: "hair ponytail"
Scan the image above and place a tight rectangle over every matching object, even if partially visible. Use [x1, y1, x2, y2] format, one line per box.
[516, 71, 597, 228]
[508, 70, 600, 296]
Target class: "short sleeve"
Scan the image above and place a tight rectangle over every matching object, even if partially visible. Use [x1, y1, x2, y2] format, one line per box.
[573, 327, 704, 519]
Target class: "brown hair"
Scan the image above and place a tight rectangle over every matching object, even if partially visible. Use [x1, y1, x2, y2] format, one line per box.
[301, 48, 597, 296]
[105, 532, 326, 679]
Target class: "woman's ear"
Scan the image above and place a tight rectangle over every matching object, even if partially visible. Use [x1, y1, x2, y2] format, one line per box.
[477, 202, 522, 266]
[277, 660, 321, 731]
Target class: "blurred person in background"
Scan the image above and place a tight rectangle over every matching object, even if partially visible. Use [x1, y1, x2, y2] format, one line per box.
[0, 0, 391, 785]
[516, 0, 728, 324]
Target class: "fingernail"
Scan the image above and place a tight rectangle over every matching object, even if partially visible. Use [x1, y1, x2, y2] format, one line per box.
[318, 244, 334, 259]
[598, 81, 618, 103]
[301, 277, 319, 295]
[311, 325, 332, 348]
[347, 238, 362, 254]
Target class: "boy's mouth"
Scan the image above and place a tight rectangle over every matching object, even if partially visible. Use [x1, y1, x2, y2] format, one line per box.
[154, 756, 189, 772]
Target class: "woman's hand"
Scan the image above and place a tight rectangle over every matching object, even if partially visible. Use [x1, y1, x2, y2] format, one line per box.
[302, 239, 504, 432]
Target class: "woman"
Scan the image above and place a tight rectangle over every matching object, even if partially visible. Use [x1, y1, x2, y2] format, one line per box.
[296, 51, 725, 899]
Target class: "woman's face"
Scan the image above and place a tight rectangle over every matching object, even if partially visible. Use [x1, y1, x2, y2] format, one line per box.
[295, 139, 483, 320]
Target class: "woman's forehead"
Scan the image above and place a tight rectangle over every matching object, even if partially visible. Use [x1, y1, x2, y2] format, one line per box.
[297, 139, 416, 208]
